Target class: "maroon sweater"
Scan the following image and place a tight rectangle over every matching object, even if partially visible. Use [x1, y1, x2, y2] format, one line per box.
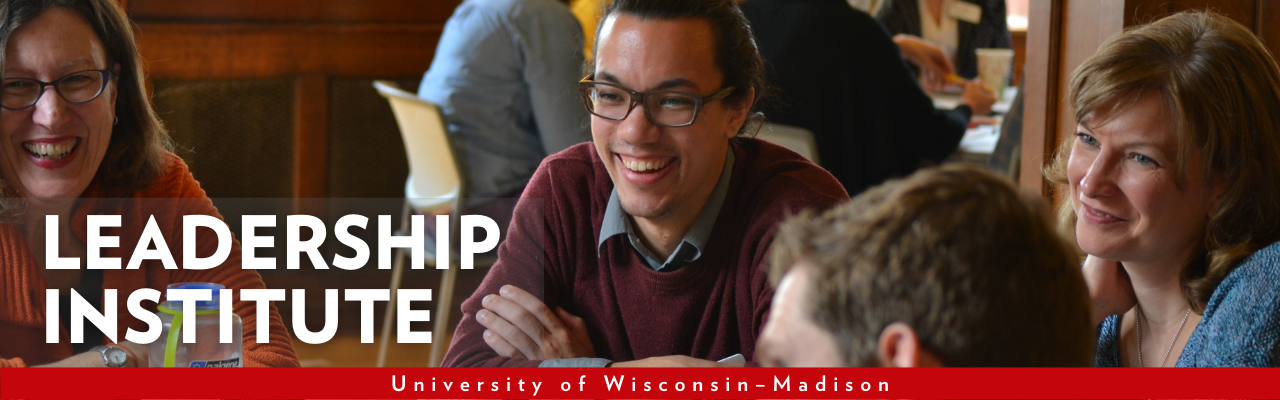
[443, 139, 848, 367]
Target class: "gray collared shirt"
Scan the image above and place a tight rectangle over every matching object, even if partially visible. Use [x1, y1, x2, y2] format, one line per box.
[596, 150, 735, 272]
[540, 150, 735, 368]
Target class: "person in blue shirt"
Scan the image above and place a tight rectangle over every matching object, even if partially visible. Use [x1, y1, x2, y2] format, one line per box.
[1046, 11, 1280, 367]
[418, 0, 591, 224]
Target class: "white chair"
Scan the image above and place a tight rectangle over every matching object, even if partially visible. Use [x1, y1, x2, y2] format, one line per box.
[756, 122, 821, 165]
[372, 80, 480, 368]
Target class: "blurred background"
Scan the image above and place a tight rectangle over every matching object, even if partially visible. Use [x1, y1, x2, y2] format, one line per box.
[115, 0, 1277, 369]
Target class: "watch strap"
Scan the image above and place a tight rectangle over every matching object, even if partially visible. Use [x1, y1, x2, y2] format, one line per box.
[112, 343, 138, 366]
[90, 344, 135, 368]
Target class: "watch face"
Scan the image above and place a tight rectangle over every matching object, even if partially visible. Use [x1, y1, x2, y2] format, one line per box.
[106, 347, 128, 365]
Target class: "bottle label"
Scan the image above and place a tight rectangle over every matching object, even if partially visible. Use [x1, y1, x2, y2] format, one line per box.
[189, 357, 242, 368]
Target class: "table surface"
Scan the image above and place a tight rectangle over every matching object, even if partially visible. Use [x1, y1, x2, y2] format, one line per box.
[932, 87, 1018, 157]
[930, 87, 1020, 113]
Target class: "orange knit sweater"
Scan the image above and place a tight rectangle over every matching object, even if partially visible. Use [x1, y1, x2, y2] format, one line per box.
[0, 155, 299, 368]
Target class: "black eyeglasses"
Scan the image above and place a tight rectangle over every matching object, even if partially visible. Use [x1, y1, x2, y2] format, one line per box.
[578, 75, 735, 127]
[2, 69, 113, 110]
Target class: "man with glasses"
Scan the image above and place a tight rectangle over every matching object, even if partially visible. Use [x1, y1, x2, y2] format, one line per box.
[442, 0, 848, 368]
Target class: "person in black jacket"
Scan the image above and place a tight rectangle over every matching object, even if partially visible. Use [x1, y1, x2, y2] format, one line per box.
[877, 0, 1012, 81]
[740, 0, 994, 195]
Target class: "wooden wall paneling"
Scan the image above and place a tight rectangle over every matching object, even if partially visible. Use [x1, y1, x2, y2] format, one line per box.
[1019, 0, 1127, 196]
[1261, 0, 1280, 57]
[134, 24, 443, 79]
[132, 15, 451, 207]
[122, 0, 465, 342]
[1056, 0, 1126, 162]
[295, 75, 330, 214]
[1123, 0, 1260, 27]
[1167, 0, 1257, 28]
[1122, 1, 1279, 68]
[1124, 0, 1172, 26]
[1183, 0, 1278, 64]
[128, 0, 462, 24]
[1018, 0, 1062, 194]
[1012, 30, 1027, 84]
[1123, 0, 1271, 45]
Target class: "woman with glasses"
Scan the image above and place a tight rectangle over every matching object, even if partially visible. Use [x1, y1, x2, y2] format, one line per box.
[1046, 11, 1280, 367]
[0, 0, 297, 368]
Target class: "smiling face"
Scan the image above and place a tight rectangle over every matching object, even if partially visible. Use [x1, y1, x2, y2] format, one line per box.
[757, 264, 845, 368]
[591, 14, 749, 223]
[1068, 94, 1221, 266]
[2, 7, 116, 201]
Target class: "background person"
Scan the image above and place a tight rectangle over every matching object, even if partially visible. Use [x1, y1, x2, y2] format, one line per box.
[0, 0, 297, 368]
[1046, 11, 1280, 367]
[442, 0, 848, 368]
[877, 0, 1011, 85]
[758, 165, 1093, 367]
[418, 0, 591, 227]
[740, 0, 995, 195]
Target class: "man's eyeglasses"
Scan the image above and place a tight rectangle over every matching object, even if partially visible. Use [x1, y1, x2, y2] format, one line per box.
[578, 75, 735, 128]
[2, 69, 114, 110]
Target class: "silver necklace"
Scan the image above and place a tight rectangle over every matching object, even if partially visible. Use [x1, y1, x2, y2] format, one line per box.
[1135, 306, 1192, 367]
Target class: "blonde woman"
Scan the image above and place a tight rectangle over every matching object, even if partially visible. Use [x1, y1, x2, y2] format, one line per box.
[1047, 11, 1280, 367]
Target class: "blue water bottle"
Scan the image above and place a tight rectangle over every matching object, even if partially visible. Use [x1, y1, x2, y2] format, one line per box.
[148, 283, 243, 367]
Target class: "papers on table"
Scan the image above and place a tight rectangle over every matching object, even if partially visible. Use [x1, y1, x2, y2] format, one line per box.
[931, 87, 1015, 158]
[959, 121, 1000, 155]
[930, 87, 1019, 113]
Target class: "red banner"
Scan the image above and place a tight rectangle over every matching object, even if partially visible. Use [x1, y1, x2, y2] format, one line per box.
[2, 367, 1277, 399]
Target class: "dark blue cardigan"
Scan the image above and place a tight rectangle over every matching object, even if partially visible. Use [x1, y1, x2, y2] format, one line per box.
[1095, 241, 1280, 367]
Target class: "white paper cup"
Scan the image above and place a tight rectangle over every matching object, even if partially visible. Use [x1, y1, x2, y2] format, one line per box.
[976, 48, 1014, 100]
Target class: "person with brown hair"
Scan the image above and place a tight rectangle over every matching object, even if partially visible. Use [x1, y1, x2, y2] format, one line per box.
[1045, 11, 1280, 367]
[1, 0, 297, 368]
[442, 0, 848, 368]
[739, 0, 995, 196]
[757, 164, 1093, 367]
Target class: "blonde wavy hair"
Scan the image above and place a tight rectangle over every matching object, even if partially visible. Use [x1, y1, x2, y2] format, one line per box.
[1045, 11, 1280, 312]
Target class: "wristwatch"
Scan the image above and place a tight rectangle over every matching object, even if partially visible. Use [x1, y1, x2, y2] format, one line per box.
[90, 345, 135, 368]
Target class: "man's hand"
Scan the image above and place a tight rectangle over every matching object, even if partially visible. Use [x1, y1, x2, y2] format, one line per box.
[1082, 255, 1138, 326]
[476, 284, 595, 360]
[893, 34, 955, 93]
[961, 80, 996, 116]
[608, 355, 739, 368]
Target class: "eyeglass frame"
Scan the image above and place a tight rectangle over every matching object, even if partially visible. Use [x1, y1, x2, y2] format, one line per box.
[578, 75, 736, 128]
[1, 69, 115, 111]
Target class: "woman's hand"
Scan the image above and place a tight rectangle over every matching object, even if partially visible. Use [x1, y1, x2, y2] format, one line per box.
[119, 340, 149, 367]
[1082, 255, 1138, 326]
[893, 34, 955, 93]
[961, 80, 996, 116]
[34, 342, 148, 367]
